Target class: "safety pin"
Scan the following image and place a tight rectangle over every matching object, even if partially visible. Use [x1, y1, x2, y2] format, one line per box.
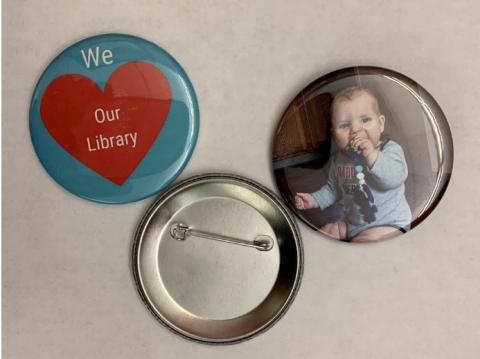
[169, 222, 274, 251]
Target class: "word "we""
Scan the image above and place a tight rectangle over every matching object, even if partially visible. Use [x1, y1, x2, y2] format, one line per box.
[81, 47, 114, 69]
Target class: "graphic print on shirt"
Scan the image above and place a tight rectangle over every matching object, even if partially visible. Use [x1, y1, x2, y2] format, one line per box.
[337, 164, 358, 195]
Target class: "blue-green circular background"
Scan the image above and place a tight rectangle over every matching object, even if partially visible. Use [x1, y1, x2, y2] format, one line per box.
[30, 34, 199, 203]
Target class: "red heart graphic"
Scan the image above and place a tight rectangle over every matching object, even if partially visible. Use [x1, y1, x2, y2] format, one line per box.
[40, 61, 172, 186]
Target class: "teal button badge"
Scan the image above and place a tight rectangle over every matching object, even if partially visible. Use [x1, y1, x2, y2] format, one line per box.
[30, 34, 199, 203]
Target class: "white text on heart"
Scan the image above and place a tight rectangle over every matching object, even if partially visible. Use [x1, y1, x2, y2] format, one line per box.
[86, 132, 137, 152]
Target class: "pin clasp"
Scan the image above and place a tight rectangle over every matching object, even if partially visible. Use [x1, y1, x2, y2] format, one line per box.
[169, 222, 274, 251]
[170, 222, 189, 241]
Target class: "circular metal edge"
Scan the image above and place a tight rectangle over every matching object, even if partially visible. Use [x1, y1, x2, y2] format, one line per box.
[131, 173, 304, 345]
[271, 65, 454, 243]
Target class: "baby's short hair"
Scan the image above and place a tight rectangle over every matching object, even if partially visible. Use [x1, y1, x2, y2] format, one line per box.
[331, 86, 381, 120]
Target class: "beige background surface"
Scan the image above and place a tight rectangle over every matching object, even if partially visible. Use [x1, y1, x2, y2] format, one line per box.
[3, 1, 480, 358]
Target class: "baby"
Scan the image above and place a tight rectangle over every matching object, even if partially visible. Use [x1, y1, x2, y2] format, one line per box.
[295, 86, 412, 242]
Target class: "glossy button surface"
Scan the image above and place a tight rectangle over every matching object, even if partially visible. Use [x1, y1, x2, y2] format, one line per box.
[30, 34, 199, 203]
[272, 66, 453, 242]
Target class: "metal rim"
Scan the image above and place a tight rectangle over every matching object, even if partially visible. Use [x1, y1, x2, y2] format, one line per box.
[132, 173, 304, 344]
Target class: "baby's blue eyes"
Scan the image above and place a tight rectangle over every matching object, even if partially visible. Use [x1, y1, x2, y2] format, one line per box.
[336, 118, 372, 129]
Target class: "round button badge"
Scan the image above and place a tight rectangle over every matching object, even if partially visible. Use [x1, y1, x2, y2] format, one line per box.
[30, 34, 199, 203]
[133, 174, 303, 344]
[272, 66, 453, 243]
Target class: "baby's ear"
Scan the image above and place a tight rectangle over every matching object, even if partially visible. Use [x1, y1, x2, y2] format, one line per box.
[379, 115, 386, 133]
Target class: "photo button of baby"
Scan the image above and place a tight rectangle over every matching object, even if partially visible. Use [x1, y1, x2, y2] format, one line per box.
[272, 66, 453, 243]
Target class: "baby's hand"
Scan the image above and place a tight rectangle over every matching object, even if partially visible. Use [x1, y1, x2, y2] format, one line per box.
[351, 135, 379, 168]
[294, 193, 319, 210]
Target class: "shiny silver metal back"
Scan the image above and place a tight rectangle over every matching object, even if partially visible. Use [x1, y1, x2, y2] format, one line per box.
[132, 174, 303, 344]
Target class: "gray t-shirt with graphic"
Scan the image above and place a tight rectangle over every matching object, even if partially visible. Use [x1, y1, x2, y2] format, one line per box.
[312, 140, 412, 238]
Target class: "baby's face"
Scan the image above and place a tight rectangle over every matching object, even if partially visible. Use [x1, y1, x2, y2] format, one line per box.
[331, 91, 385, 153]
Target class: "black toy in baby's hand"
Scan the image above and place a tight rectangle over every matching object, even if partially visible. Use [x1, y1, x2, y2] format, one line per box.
[351, 149, 377, 224]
